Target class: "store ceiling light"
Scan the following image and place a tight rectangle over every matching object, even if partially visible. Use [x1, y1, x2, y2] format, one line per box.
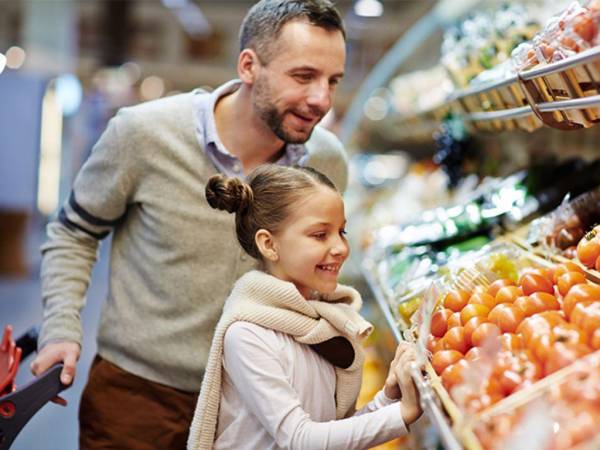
[354, 0, 383, 18]
[5, 46, 26, 69]
[0, 53, 6, 74]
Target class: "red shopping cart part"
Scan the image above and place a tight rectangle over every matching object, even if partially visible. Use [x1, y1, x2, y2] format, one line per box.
[0, 326, 67, 450]
[0, 327, 21, 396]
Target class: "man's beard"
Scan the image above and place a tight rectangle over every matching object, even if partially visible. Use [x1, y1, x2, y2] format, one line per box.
[254, 76, 323, 144]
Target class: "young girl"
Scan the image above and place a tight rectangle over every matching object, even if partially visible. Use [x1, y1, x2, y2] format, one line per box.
[187, 165, 422, 450]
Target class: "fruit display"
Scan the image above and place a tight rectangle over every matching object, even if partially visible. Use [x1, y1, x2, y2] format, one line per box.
[512, 0, 600, 71]
[528, 186, 600, 260]
[425, 244, 600, 419]
[473, 352, 600, 450]
[441, 4, 541, 88]
[575, 224, 600, 270]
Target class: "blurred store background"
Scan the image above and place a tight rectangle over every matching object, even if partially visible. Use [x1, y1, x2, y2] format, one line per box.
[3, 0, 600, 449]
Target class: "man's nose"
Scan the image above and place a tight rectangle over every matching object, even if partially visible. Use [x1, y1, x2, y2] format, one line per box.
[306, 80, 332, 112]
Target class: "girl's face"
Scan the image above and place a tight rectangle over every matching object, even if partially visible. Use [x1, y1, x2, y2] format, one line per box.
[267, 185, 349, 299]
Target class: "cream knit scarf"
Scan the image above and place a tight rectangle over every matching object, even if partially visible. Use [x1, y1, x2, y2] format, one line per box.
[187, 270, 373, 450]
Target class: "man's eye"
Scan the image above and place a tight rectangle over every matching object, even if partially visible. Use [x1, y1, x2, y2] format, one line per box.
[330, 78, 340, 86]
[294, 73, 312, 82]
[340, 229, 347, 236]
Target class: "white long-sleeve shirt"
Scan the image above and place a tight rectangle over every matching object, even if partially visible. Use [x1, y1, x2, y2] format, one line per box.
[214, 321, 408, 450]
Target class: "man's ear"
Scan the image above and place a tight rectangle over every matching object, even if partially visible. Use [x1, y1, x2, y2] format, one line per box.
[255, 229, 278, 262]
[238, 49, 260, 84]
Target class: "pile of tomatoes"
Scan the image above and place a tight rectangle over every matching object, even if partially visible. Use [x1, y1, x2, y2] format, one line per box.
[576, 224, 600, 271]
[427, 260, 600, 414]
[474, 355, 600, 450]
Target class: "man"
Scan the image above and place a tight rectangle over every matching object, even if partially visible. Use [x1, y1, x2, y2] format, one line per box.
[31, 1, 348, 448]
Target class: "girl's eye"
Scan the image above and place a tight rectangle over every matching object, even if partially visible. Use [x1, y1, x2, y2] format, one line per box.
[312, 232, 327, 240]
[340, 229, 347, 236]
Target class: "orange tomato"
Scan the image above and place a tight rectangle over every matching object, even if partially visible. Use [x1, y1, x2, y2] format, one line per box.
[431, 308, 451, 338]
[553, 261, 586, 283]
[536, 310, 567, 326]
[487, 279, 516, 297]
[464, 346, 483, 361]
[431, 349, 463, 375]
[463, 316, 487, 347]
[570, 301, 600, 337]
[553, 323, 588, 346]
[591, 329, 600, 350]
[576, 233, 600, 268]
[495, 286, 524, 305]
[563, 283, 600, 318]
[514, 292, 559, 317]
[427, 335, 439, 353]
[443, 326, 468, 354]
[499, 333, 522, 351]
[447, 312, 462, 329]
[499, 370, 523, 395]
[471, 322, 501, 347]
[557, 271, 588, 297]
[443, 289, 470, 312]
[545, 342, 591, 375]
[570, 301, 596, 329]
[460, 303, 490, 325]
[573, 13, 596, 41]
[528, 333, 553, 362]
[468, 292, 496, 310]
[488, 304, 525, 333]
[518, 316, 552, 344]
[523, 267, 554, 285]
[440, 359, 469, 389]
[519, 273, 554, 296]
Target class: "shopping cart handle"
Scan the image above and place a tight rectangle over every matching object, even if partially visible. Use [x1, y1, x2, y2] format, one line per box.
[0, 364, 67, 450]
[14, 327, 39, 361]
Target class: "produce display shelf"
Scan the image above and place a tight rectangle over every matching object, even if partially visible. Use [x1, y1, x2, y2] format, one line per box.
[537, 94, 600, 112]
[462, 106, 533, 122]
[361, 261, 464, 450]
[520, 46, 600, 80]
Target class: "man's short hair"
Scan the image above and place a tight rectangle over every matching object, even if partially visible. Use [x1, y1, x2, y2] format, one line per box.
[239, 0, 345, 64]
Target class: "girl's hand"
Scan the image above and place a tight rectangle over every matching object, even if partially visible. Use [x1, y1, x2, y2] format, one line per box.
[394, 346, 423, 425]
[383, 342, 411, 400]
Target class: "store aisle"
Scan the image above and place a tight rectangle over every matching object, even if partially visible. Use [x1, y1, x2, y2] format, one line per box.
[0, 228, 110, 450]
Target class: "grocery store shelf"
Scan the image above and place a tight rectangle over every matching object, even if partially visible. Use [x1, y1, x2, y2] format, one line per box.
[537, 94, 600, 112]
[361, 262, 403, 343]
[360, 261, 464, 450]
[451, 74, 519, 101]
[520, 46, 600, 79]
[463, 105, 533, 122]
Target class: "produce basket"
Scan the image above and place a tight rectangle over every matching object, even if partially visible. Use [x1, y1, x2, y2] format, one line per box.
[415, 241, 600, 449]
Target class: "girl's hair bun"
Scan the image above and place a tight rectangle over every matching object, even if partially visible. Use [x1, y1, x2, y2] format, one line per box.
[205, 174, 253, 214]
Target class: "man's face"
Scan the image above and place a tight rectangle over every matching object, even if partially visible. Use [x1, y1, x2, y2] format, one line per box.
[252, 20, 346, 144]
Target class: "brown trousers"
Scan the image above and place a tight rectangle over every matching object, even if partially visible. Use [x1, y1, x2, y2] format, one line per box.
[79, 355, 199, 450]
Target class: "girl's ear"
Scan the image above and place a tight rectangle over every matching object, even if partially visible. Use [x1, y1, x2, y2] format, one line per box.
[255, 229, 278, 262]
[238, 49, 260, 84]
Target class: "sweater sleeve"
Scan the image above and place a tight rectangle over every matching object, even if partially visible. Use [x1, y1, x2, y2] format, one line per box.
[303, 126, 349, 194]
[222, 323, 408, 450]
[39, 110, 138, 348]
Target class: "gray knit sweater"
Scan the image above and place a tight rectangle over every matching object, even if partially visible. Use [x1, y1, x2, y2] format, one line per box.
[39, 91, 348, 391]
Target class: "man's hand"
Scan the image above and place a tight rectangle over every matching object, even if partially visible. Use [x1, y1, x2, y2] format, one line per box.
[31, 341, 80, 406]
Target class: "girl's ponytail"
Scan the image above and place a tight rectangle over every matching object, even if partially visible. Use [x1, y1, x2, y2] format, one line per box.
[206, 174, 253, 214]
